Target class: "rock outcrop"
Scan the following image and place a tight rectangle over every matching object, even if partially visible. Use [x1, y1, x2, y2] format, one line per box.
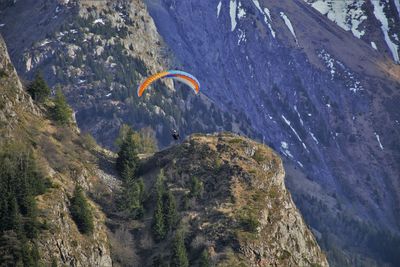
[134, 133, 328, 266]
[0, 35, 37, 127]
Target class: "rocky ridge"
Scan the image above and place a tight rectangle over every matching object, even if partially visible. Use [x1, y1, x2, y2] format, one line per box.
[133, 133, 329, 266]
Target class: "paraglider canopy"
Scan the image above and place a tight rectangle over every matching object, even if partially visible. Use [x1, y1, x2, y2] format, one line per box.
[137, 70, 200, 97]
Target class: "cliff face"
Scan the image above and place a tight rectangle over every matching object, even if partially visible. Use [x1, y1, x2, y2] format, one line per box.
[0, 35, 113, 266]
[0, 35, 37, 126]
[133, 133, 328, 266]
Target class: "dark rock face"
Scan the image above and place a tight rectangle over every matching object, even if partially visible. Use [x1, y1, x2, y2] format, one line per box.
[144, 0, 400, 265]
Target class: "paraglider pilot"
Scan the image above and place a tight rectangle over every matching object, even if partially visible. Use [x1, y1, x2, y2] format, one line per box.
[172, 129, 180, 140]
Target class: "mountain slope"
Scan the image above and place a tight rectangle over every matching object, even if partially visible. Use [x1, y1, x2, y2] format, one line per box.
[0, 0, 255, 149]
[2, 0, 400, 265]
[0, 34, 114, 266]
[0, 34, 328, 266]
[111, 132, 329, 266]
[0, 33, 328, 266]
[144, 0, 400, 265]
[303, 0, 400, 63]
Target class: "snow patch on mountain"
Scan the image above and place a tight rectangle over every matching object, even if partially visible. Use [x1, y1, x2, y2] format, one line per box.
[297, 161, 304, 168]
[280, 141, 293, 158]
[39, 39, 52, 47]
[310, 132, 319, 144]
[230, 0, 237, 31]
[294, 105, 304, 126]
[280, 12, 298, 43]
[375, 132, 384, 150]
[238, 29, 246, 44]
[395, 0, 400, 20]
[282, 115, 308, 151]
[305, 0, 367, 39]
[319, 50, 336, 79]
[372, 0, 400, 63]
[371, 41, 378, 50]
[318, 49, 363, 93]
[264, 8, 276, 38]
[251, 0, 276, 38]
[237, 1, 246, 19]
[251, 0, 262, 11]
[264, 7, 272, 20]
[217, 1, 222, 17]
[93, 18, 105, 25]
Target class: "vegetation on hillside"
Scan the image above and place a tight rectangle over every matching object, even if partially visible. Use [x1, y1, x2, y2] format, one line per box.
[0, 143, 49, 266]
[27, 72, 50, 103]
[171, 230, 189, 267]
[115, 124, 158, 155]
[115, 125, 159, 219]
[52, 87, 73, 125]
[69, 186, 94, 235]
[116, 127, 140, 181]
[0, 66, 107, 264]
[154, 171, 179, 237]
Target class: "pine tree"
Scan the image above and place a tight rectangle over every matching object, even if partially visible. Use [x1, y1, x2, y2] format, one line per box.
[51, 257, 58, 267]
[124, 177, 145, 218]
[152, 170, 167, 241]
[23, 195, 39, 239]
[199, 249, 211, 267]
[0, 143, 47, 238]
[0, 196, 19, 233]
[21, 242, 40, 267]
[70, 186, 94, 234]
[116, 128, 139, 181]
[52, 87, 72, 125]
[164, 190, 178, 231]
[190, 176, 203, 199]
[0, 144, 47, 266]
[171, 230, 189, 267]
[152, 195, 166, 241]
[115, 124, 158, 154]
[27, 72, 50, 102]
[0, 230, 23, 266]
[155, 170, 165, 198]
